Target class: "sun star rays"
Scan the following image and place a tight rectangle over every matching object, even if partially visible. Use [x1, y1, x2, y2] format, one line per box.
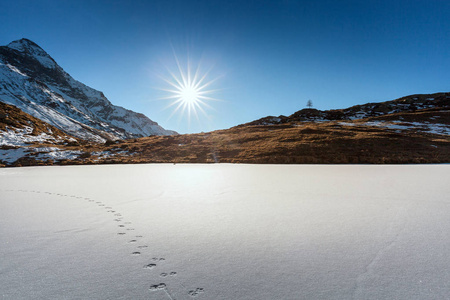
[157, 53, 222, 129]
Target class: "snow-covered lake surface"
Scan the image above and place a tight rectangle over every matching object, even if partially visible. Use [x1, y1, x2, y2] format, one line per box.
[1, 164, 449, 300]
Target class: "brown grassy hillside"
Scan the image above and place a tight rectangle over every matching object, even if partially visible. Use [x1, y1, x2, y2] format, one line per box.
[90, 117, 448, 165]
[1, 95, 449, 167]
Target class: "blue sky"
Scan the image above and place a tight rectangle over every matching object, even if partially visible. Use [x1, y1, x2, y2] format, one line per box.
[1, 0, 449, 134]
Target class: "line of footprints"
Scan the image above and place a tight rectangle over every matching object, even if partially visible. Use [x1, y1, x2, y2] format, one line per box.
[4, 189, 204, 299]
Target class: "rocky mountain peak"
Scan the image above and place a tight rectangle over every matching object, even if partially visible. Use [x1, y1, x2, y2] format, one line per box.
[8, 38, 43, 51]
[6, 38, 57, 69]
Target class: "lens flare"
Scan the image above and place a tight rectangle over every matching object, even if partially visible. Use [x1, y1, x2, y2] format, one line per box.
[157, 53, 221, 128]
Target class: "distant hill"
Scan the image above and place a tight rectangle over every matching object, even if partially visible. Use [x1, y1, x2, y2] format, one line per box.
[91, 92, 449, 165]
[2, 92, 448, 167]
[0, 38, 176, 143]
[244, 92, 450, 125]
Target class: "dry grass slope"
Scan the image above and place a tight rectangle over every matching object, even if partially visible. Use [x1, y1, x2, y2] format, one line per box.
[1, 94, 449, 167]
[102, 121, 448, 164]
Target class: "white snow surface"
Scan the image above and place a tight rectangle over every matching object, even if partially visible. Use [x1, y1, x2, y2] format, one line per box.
[0, 164, 449, 300]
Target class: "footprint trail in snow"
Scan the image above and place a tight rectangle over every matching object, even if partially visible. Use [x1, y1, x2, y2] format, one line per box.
[2, 188, 205, 299]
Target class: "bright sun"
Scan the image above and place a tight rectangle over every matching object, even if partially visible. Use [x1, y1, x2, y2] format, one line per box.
[180, 84, 199, 104]
[158, 54, 220, 125]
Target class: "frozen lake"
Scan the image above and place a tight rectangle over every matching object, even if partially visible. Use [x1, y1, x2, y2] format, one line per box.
[1, 164, 449, 299]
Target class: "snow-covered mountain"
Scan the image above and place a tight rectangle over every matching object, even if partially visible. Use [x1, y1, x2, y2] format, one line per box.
[0, 38, 176, 142]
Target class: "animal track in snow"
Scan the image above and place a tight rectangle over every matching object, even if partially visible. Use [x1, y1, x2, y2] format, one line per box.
[11, 190, 196, 299]
[188, 288, 205, 297]
[159, 272, 177, 277]
[149, 283, 166, 291]
[144, 263, 156, 269]
[160, 272, 177, 277]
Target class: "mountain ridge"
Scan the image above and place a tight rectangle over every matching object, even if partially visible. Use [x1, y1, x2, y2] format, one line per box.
[1, 92, 448, 167]
[0, 38, 176, 142]
[244, 92, 450, 126]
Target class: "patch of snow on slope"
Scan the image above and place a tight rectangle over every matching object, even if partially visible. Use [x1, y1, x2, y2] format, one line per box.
[0, 126, 71, 146]
[339, 121, 450, 135]
[33, 147, 82, 160]
[41, 87, 66, 103]
[0, 63, 29, 86]
[6, 64, 28, 77]
[349, 111, 369, 120]
[0, 148, 29, 163]
[0, 147, 82, 164]
[383, 121, 449, 135]
[338, 122, 356, 126]
[91, 150, 129, 161]
[91, 151, 114, 160]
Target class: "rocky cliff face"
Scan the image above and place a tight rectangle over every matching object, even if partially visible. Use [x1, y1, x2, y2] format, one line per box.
[0, 38, 176, 142]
